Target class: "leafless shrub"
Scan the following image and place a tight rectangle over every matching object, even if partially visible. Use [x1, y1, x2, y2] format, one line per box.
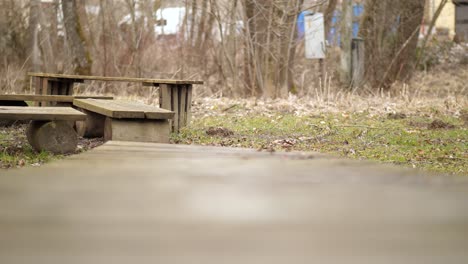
[0, 65, 28, 94]
[0, 0, 465, 103]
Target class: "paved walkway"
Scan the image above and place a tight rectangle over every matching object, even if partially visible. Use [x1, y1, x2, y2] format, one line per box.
[1, 141, 468, 263]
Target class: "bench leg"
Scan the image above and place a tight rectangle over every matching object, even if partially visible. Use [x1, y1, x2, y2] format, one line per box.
[75, 109, 106, 138]
[104, 117, 170, 143]
[26, 121, 78, 154]
[159, 84, 192, 133]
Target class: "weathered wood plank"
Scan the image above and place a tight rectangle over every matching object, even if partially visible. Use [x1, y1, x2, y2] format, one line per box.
[74, 99, 144, 119]
[66, 81, 75, 95]
[29, 72, 204, 85]
[172, 85, 179, 132]
[179, 85, 187, 129]
[186, 85, 193, 125]
[101, 100, 174, 120]
[41, 78, 49, 106]
[33, 76, 41, 106]
[159, 84, 172, 110]
[50, 81, 58, 96]
[0, 106, 86, 121]
[104, 118, 170, 143]
[159, 84, 173, 128]
[74, 99, 173, 120]
[0, 94, 114, 102]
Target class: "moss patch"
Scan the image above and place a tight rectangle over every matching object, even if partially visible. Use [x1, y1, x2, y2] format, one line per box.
[173, 111, 468, 175]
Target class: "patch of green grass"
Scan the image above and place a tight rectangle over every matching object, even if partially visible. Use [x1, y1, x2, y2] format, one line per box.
[0, 125, 56, 169]
[173, 112, 468, 175]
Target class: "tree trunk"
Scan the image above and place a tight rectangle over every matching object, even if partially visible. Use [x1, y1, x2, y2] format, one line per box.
[189, 0, 198, 45]
[28, 0, 41, 72]
[324, 0, 338, 35]
[393, 0, 425, 82]
[99, 0, 108, 76]
[277, 0, 304, 97]
[359, 0, 425, 89]
[242, 0, 258, 96]
[417, 0, 448, 67]
[340, 0, 353, 85]
[241, 0, 305, 98]
[195, 0, 209, 51]
[61, 0, 92, 75]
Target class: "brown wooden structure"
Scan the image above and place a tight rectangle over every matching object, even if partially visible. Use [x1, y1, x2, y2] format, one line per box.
[73, 99, 174, 143]
[29, 72, 203, 132]
[0, 94, 113, 103]
[0, 106, 86, 121]
[0, 106, 86, 154]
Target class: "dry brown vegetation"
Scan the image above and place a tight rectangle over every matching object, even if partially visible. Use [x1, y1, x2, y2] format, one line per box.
[1, 0, 452, 98]
[0, 0, 467, 173]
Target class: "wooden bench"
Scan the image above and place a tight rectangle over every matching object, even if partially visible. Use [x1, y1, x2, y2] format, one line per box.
[0, 107, 86, 154]
[29, 72, 203, 132]
[0, 94, 113, 104]
[73, 99, 174, 143]
[0, 94, 114, 110]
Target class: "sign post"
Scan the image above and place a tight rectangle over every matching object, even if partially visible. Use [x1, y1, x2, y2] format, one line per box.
[304, 13, 327, 86]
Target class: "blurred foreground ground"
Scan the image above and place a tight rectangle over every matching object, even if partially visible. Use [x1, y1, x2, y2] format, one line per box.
[1, 141, 468, 263]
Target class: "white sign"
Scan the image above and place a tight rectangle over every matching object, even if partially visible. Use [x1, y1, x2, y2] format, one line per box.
[305, 13, 326, 59]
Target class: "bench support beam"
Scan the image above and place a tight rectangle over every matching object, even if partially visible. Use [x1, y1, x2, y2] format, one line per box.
[26, 121, 78, 154]
[76, 109, 106, 138]
[104, 117, 170, 143]
[159, 84, 192, 132]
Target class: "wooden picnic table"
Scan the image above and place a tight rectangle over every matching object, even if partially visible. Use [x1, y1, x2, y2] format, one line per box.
[28, 72, 204, 132]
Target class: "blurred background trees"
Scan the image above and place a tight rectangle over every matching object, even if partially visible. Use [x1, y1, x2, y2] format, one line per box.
[0, 0, 464, 98]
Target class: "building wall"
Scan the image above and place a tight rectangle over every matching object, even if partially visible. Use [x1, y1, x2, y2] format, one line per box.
[427, 0, 456, 36]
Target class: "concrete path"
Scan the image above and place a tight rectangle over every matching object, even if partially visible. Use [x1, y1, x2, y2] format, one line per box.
[1, 141, 468, 263]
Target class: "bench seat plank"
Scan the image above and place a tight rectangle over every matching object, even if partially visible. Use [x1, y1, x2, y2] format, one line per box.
[29, 72, 204, 85]
[0, 94, 113, 102]
[0, 107, 86, 121]
[73, 99, 174, 120]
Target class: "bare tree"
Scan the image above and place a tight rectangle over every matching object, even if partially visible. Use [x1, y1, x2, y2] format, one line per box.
[27, 0, 41, 72]
[417, 0, 449, 65]
[62, 0, 92, 75]
[324, 0, 338, 35]
[359, 0, 425, 89]
[241, 0, 305, 98]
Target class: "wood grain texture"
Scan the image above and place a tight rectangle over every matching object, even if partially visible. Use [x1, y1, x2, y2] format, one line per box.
[186, 85, 193, 125]
[33, 77, 40, 106]
[29, 72, 204, 85]
[74, 99, 174, 120]
[0, 94, 113, 102]
[0, 106, 86, 121]
[172, 86, 179, 132]
[179, 85, 187, 129]
[41, 78, 49, 106]
[104, 118, 170, 143]
[159, 84, 173, 129]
